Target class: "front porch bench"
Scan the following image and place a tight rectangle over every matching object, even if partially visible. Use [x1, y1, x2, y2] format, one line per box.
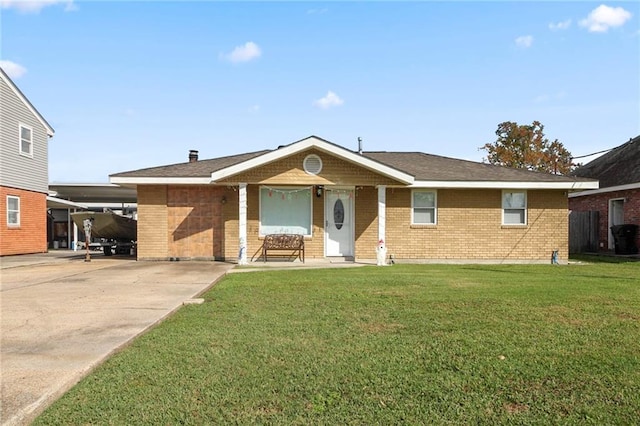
[262, 234, 305, 263]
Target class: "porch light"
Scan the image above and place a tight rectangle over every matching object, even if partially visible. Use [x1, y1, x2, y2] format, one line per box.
[315, 185, 323, 197]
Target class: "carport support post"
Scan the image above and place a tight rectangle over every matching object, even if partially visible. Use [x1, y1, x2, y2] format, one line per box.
[238, 183, 248, 265]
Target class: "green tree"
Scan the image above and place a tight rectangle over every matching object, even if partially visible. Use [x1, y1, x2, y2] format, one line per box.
[481, 121, 573, 175]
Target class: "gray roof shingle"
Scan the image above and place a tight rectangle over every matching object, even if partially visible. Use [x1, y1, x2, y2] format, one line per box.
[112, 140, 596, 184]
[571, 136, 640, 188]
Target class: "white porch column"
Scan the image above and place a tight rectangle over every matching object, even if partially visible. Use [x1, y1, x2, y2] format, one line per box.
[377, 186, 387, 265]
[238, 183, 248, 265]
[378, 185, 386, 242]
[72, 209, 79, 251]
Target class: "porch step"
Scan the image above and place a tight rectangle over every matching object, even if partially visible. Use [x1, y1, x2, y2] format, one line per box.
[328, 256, 355, 263]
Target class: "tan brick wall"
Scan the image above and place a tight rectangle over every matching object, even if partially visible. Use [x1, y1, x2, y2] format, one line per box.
[218, 149, 401, 186]
[137, 185, 168, 259]
[167, 186, 226, 259]
[381, 188, 568, 261]
[0, 186, 47, 256]
[137, 184, 568, 262]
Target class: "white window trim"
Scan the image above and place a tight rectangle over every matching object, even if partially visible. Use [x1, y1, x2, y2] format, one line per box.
[19, 123, 33, 158]
[411, 189, 437, 225]
[502, 190, 527, 225]
[258, 186, 313, 237]
[7, 195, 20, 226]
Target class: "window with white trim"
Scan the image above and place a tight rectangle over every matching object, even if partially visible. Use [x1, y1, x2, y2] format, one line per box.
[412, 190, 437, 224]
[259, 186, 312, 236]
[7, 196, 20, 226]
[502, 190, 527, 225]
[19, 124, 33, 157]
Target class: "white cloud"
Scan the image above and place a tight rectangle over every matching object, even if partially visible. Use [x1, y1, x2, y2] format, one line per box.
[549, 19, 572, 31]
[0, 60, 27, 78]
[222, 41, 262, 63]
[515, 35, 533, 48]
[313, 91, 344, 109]
[0, 0, 75, 13]
[248, 104, 260, 113]
[579, 5, 632, 33]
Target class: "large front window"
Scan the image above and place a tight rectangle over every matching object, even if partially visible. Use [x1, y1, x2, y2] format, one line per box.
[260, 186, 312, 236]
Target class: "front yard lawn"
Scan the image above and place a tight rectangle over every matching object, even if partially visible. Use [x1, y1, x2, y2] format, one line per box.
[35, 262, 640, 424]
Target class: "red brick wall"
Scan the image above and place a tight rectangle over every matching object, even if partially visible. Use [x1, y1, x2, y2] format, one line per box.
[0, 186, 47, 256]
[569, 188, 640, 250]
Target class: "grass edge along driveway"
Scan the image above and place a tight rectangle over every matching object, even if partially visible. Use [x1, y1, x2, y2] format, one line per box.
[36, 262, 640, 425]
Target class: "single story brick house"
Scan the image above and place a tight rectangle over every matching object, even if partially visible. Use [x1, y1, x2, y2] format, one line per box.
[569, 135, 639, 252]
[110, 136, 598, 263]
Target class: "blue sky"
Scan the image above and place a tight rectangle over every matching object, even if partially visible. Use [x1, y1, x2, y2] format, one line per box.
[1, 1, 638, 183]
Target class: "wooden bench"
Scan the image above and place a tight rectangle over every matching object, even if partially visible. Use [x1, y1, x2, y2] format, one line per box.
[262, 234, 305, 263]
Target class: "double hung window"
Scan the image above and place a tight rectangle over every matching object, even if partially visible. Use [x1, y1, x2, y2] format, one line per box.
[412, 190, 437, 225]
[19, 124, 33, 157]
[7, 196, 20, 226]
[502, 191, 527, 225]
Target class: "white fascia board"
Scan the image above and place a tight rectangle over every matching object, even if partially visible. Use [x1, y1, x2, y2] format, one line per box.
[407, 180, 600, 190]
[209, 136, 415, 185]
[46, 196, 87, 209]
[82, 202, 138, 208]
[569, 182, 640, 198]
[110, 177, 212, 185]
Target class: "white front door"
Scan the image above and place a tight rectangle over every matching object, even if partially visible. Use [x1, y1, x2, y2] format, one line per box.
[325, 188, 354, 257]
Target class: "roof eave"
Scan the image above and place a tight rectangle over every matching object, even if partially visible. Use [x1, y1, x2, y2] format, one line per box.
[568, 181, 639, 198]
[0, 68, 55, 137]
[406, 180, 600, 190]
[110, 176, 212, 186]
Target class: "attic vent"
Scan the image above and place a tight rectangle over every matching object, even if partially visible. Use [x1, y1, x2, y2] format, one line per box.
[303, 154, 323, 175]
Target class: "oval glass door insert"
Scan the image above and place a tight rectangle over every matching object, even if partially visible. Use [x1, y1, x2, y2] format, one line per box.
[333, 199, 344, 230]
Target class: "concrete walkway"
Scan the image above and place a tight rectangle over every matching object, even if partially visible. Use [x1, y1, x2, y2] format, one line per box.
[0, 252, 234, 426]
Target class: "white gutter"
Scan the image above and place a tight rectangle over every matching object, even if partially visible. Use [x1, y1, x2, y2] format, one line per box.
[110, 177, 212, 185]
[569, 182, 640, 197]
[405, 180, 599, 190]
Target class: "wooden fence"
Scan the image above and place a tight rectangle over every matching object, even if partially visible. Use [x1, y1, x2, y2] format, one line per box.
[569, 211, 599, 254]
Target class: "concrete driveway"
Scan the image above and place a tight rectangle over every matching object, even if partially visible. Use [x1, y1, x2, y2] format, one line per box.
[1, 253, 233, 425]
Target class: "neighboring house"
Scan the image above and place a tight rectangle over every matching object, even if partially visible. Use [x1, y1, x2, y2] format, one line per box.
[111, 136, 597, 263]
[0, 68, 55, 256]
[569, 135, 640, 252]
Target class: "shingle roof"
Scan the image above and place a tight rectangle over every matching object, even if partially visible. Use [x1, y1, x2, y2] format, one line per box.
[111, 150, 270, 178]
[362, 152, 586, 183]
[571, 136, 640, 188]
[111, 138, 596, 185]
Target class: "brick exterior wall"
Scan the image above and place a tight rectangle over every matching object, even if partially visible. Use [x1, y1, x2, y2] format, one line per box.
[569, 188, 640, 251]
[137, 183, 569, 262]
[137, 185, 168, 259]
[381, 188, 567, 262]
[0, 186, 47, 256]
[167, 185, 225, 259]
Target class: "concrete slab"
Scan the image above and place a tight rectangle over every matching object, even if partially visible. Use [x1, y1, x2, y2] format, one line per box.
[0, 254, 234, 426]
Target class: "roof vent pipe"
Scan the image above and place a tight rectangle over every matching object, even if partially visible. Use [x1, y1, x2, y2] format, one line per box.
[358, 137, 363, 155]
[189, 150, 199, 163]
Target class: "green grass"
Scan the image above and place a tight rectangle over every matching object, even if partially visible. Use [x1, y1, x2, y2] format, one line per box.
[36, 263, 640, 425]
